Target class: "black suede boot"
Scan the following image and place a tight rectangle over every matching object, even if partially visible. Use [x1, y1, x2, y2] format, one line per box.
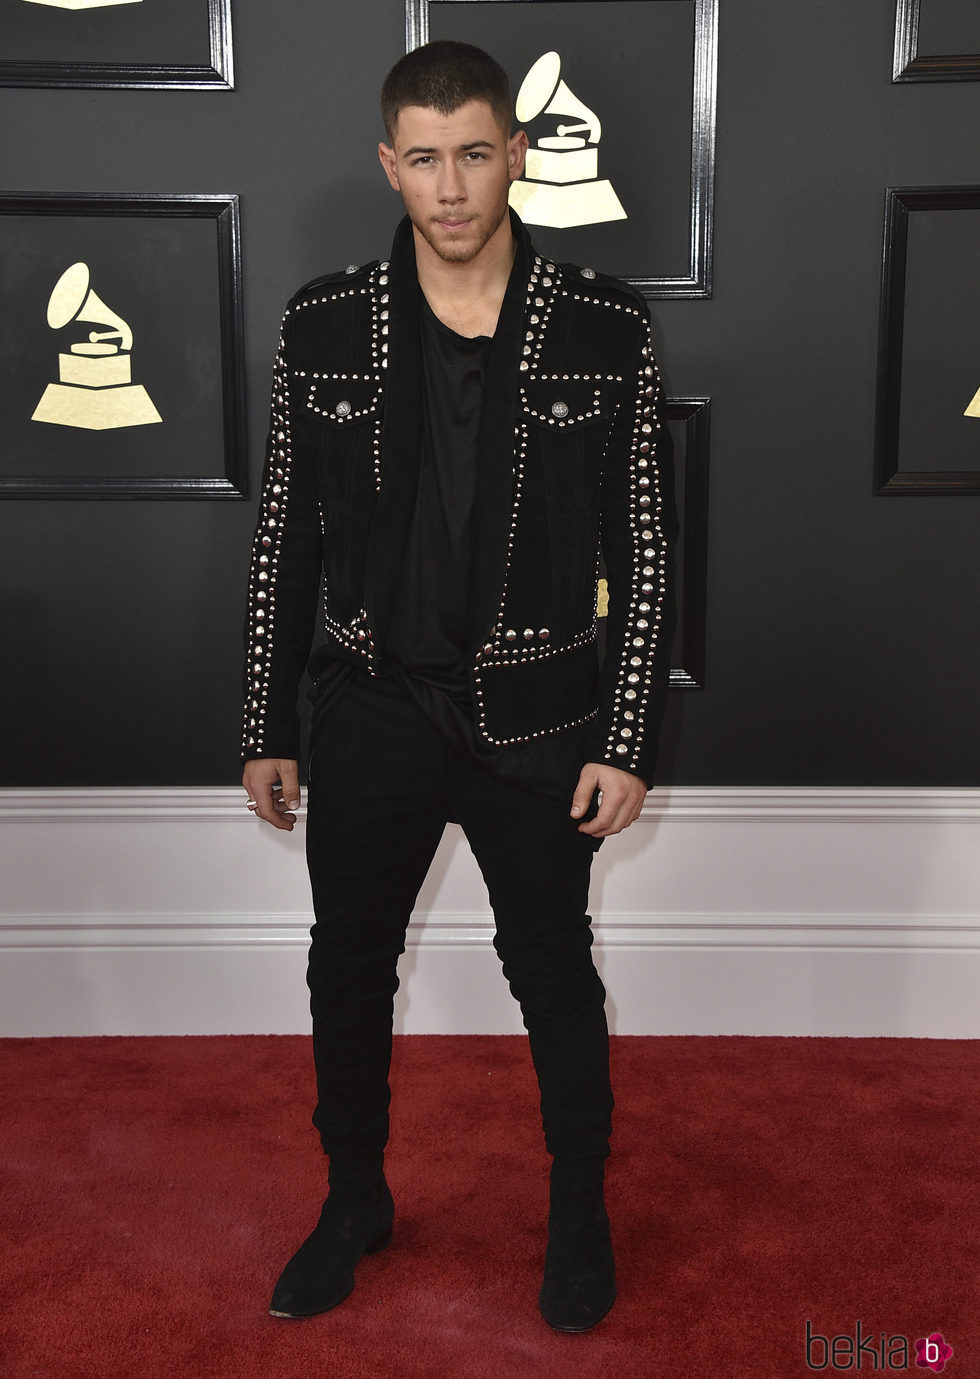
[538, 1162, 615, 1332]
[269, 1177, 394, 1318]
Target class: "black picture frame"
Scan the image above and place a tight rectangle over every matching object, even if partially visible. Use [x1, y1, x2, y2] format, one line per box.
[0, 0, 233, 90]
[0, 192, 247, 500]
[406, 0, 718, 298]
[666, 397, 710, 688]
[893, 0, 980, 82]
[874, 186, 980, 496]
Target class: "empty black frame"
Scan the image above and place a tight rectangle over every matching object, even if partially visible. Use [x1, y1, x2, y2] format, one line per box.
[405, 0, 718, 298]
[0, 192, 247, 500]
[874, 186, 980, 496]
[893, 0, 980, 82]
[666, 397, 710, 688]
[0, 0, 233, 90]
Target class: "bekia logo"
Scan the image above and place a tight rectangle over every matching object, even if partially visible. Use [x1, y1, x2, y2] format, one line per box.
[804, 1321, 953, 1371]
[915, 1334, 954, 1372]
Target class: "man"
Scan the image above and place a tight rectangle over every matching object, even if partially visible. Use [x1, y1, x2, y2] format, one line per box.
[242, 40, 675, 1332]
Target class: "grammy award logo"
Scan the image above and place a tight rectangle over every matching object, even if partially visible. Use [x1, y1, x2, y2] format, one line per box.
[509, 51, 627, 230]
[31, 262, 162, 430]
[20, 0, 142, 10]
[965, 385, 980, 418]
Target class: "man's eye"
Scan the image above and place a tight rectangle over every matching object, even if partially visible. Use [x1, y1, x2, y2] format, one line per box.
[464, 152, 486, 162]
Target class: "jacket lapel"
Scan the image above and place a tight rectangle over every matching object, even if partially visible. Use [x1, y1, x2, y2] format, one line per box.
[466, 212, 531, 651]
[364, 216, 424, 651]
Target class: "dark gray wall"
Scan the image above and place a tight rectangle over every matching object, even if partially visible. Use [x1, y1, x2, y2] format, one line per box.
[2, 0, 978, 786]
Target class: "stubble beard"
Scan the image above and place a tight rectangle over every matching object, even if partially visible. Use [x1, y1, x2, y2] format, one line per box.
[413, 203, 508, 265]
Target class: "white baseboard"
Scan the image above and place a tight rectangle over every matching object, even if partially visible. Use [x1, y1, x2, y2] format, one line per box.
[2, 788, 978, 1037]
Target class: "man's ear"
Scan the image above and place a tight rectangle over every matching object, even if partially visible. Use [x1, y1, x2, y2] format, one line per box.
[378, 142, 400, 192]
[507, 129, 529, 183]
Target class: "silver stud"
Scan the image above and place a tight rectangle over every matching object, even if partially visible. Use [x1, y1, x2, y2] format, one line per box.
[523, 628, 534, 640]
[345, 264, 359, 274]
[538, 628, 549, 640]
[505, 629, 517, 641]
[615, 744, 628, 756]
[551, 401, 569, 419]
[333, 400, 352, 418]
[581, 267, 596, 279]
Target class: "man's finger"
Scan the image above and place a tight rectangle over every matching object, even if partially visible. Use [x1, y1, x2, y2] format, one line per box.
[579, 783, 640, 836]
[569, 772, 597, 819]
[254, 782, 295, 830]
[278, 761, 301, 812]
[577, 787, 619, 836]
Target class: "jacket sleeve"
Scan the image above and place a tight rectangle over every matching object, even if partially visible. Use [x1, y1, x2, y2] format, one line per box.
[586, 305, 677, 787]
[241, 308, 323, 763]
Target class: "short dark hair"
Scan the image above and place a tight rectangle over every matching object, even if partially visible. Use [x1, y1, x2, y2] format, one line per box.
[380, 40, 512, 142]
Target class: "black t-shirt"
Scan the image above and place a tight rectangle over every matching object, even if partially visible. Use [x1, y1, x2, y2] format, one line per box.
[383, 295, 490, 686]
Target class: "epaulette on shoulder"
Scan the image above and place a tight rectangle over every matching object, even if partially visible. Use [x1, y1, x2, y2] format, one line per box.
[558, 261, 648, 314]
[290, 259, 381, 305]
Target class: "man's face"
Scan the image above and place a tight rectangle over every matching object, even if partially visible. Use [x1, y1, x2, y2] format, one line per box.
[378, 100, 528, 265]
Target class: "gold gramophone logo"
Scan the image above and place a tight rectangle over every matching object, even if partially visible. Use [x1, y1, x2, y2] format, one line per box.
[965, 385, 980, 419]
[32, 262, 162, 430]
[20, 1, 142, 10]
[509, 51, 626, 230]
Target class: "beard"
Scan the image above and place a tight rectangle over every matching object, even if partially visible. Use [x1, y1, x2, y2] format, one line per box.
[410, 203, 509, 264]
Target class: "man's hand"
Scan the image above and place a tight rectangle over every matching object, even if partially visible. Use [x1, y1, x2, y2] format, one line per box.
[570, 762, 647, 837]
[242, 758, 301, 832]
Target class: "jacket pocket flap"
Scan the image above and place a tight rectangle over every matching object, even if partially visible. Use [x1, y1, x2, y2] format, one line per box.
[300, 376, 381, 425]
[520, 381, 606, 430]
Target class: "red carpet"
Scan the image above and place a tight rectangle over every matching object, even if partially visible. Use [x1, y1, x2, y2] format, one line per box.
[1, 1035, 976, 1378]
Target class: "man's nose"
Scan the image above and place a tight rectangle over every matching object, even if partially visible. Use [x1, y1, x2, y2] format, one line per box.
[438, 163, 465, 202]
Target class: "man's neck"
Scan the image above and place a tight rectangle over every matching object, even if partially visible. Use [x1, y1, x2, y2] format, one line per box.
[413, 219, 517, 340]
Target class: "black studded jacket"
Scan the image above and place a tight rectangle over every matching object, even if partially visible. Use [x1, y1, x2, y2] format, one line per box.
[242, 212, 676, 786]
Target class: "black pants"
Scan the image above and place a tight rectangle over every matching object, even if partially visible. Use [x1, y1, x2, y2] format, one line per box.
[304, 675, 613, 1185]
